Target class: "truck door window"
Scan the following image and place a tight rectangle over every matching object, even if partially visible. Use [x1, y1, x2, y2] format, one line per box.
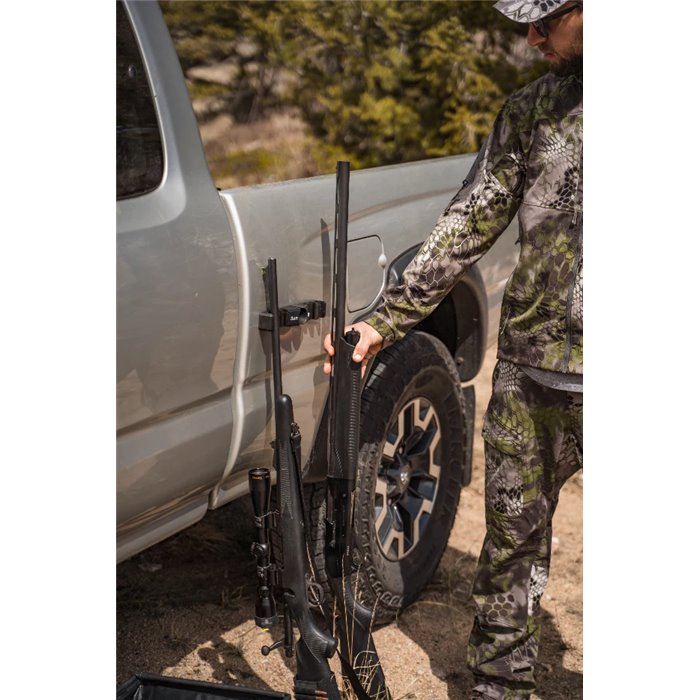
[116, 1, 164, 200]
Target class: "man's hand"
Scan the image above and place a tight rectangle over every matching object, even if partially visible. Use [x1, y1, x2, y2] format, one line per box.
[323, 321, 384, 377]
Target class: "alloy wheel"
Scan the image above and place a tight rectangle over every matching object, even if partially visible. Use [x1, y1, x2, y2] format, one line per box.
[374, 397, 442, 561]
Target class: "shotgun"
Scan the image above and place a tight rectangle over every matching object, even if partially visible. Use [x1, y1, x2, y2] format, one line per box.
[325, 161, 392, 700]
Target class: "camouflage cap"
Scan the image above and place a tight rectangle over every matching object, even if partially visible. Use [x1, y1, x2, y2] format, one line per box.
[493, 0, 572, 22]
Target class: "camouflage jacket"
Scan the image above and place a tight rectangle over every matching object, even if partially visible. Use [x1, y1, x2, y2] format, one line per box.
[366, 72, 583, 376]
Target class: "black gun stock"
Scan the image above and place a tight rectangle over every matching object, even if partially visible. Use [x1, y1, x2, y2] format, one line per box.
[326, 161, 392, 700]
[254, 258, 340, 700]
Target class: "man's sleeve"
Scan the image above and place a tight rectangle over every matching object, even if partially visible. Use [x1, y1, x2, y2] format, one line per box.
[365, 99, 526, 345]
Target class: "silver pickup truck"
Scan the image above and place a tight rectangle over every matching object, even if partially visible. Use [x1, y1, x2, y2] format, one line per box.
[117, 0, 518, 619]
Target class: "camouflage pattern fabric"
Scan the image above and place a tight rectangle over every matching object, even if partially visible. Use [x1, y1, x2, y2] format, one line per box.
[467, 360, 582, 699]
[493, 0, 572, 23]
[365, 72, 583, 376]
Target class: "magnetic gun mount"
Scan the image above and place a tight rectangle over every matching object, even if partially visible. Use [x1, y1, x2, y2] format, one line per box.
[258, 299, 326, 331]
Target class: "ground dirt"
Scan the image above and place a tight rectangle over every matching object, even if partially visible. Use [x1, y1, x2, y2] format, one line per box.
[117, 345, 582, 699]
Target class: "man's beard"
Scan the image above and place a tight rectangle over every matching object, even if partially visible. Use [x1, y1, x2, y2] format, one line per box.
[551, 52, 583, 77]
[550, 26, 583, 77]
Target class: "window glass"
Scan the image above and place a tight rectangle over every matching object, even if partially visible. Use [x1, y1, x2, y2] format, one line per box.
[117, 1, 164, 199]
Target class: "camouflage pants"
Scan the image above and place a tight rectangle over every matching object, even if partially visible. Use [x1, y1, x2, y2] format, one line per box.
[467, 360, 582, 699]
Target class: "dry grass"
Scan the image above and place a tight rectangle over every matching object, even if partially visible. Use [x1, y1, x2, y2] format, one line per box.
[196, 110, 340, 189]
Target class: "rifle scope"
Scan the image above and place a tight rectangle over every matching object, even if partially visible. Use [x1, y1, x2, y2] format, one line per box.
[248, 467, 277, 629]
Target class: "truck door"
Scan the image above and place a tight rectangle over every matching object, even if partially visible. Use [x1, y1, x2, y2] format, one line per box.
[116, 1, 239, 560]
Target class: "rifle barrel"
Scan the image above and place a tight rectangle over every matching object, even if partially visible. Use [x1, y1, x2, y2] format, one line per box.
[266, 257, 284, 396]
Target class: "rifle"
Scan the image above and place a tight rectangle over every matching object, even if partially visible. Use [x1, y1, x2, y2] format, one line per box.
[251, 258, 340, 700]
[325, 161, 392, 700]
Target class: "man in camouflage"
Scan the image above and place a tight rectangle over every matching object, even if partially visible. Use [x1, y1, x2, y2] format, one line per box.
[324, 1, 582, 698]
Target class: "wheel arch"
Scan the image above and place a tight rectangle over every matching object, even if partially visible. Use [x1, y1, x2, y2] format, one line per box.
[375, 244, 488, 382]
[304, 245, 484, 483]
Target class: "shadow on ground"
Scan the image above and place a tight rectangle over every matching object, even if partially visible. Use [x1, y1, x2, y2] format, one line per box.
[117, 498, 283, 692]
[117, 500, 581, 699]
[392, 544, 581, 699]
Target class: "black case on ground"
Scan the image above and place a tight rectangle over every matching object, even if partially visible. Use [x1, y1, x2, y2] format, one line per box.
[117, 673, 291, 700]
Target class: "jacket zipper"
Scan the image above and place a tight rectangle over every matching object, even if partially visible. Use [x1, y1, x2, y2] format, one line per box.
[563, 210, 582, 370]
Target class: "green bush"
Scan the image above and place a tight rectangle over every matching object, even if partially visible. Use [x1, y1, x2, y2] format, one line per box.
[160, 0, 547, 170]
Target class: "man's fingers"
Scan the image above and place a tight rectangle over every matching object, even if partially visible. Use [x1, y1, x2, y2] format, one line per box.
[322, 333, 335, 356]
[324, 322, 383, 374]
[322, 333, 333, 375]
[352, 336, 371, 363]
[360, 357, 369, 379]
[351, 322, 383, 364]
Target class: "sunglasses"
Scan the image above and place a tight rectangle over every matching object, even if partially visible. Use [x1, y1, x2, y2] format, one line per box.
[531, 3, 582, 39]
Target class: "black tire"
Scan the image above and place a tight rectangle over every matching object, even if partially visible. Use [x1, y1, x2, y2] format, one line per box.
[309, 331, 468, 623]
